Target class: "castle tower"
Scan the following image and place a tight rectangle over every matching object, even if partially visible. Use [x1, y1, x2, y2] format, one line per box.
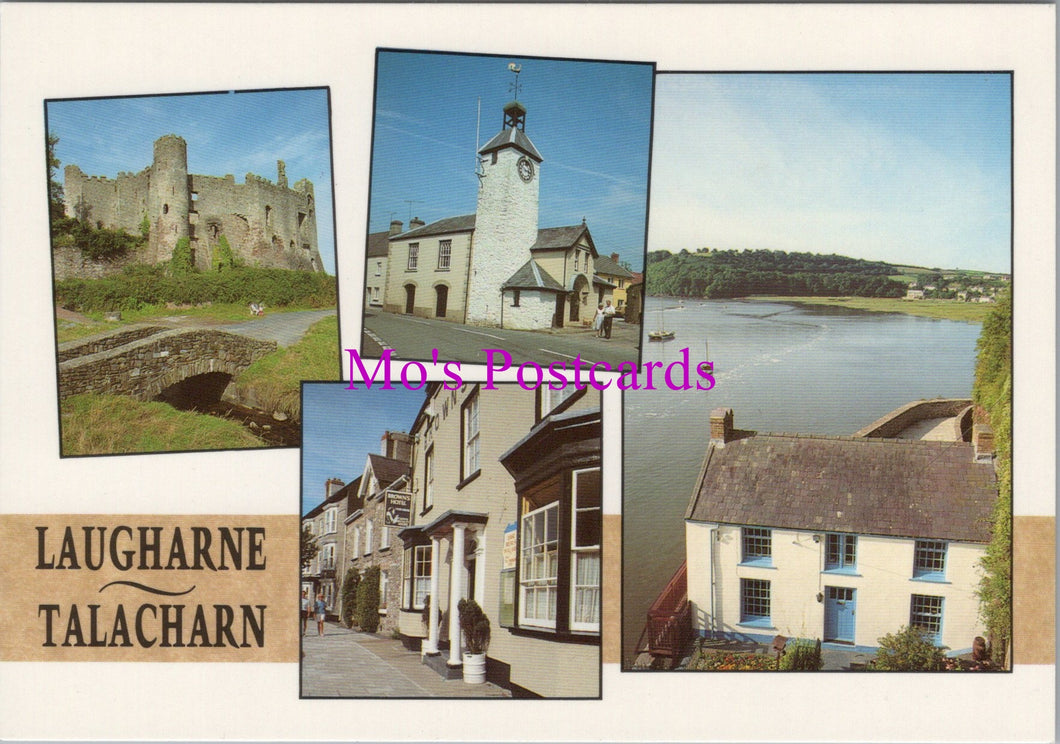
[466, 99, 543, 325]
[147, 135, 190, 265]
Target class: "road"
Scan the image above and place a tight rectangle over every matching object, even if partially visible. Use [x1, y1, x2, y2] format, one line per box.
[362, 310, 642, 368]
[215, 308, 336, 347]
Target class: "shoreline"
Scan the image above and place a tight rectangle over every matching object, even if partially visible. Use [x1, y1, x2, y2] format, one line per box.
[651, 294, 990, 323]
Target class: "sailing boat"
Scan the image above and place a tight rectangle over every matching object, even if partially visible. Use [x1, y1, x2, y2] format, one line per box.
[647, 305, 675, 342]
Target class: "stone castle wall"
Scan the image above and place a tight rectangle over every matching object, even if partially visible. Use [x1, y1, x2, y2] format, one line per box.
[59, 135, 323, 278]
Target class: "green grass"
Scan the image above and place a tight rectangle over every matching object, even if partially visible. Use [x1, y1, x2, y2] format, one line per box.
[60, 394, 266, 456]
[234, 315, 340, 418]
[748, 295, 991, 323]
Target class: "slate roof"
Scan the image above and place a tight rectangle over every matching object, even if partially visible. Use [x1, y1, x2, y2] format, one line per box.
[530, 225, 595, 255]
[593, 253, 634, 279]
[685, 434, 997, 543]
[392, 214, 476, 241]
[367, 453, 410, 489]
[501, 259, 565, 292]
[478, 127, 543, 161]
[366, 230, 389, 258]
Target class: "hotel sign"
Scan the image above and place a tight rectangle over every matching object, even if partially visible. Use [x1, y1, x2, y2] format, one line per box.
[384, 491, 413, 527]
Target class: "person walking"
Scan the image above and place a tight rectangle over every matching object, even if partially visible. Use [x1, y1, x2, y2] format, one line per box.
[315, 593, 327, 637]
[592, 304, 605, 337]
[301, 589, 311, 636]
[602, 300, 616, 339]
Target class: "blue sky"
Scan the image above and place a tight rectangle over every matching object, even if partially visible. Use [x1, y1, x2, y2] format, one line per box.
[46, 89, 337, 274]
[649, 73, 1012, 273]
[300, 382, 425, 515]
[369, 50, 654, 271]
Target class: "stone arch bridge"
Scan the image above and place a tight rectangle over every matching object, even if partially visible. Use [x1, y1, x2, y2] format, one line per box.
[58, 325, 277, 403]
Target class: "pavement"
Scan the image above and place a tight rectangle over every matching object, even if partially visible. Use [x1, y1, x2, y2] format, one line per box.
[361, 309, 642, 367]
[300, 622, 511, 698]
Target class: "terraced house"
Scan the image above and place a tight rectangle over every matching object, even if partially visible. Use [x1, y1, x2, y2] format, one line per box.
[395, 383, 602, 697]
[682, 402, 997, 656]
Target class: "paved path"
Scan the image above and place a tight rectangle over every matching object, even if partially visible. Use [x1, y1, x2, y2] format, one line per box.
[301, 622, 510, 698]
[218, 308, 336, 347]
[362, 310, 641, 367]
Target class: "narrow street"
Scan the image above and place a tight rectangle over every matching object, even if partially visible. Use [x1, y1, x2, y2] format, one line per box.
[300, 622, 510, 698]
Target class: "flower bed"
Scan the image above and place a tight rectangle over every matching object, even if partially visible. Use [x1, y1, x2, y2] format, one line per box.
[686, 648, 778, 671]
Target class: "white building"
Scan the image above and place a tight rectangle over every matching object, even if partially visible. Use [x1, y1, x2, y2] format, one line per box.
[684, 406, 997, 655]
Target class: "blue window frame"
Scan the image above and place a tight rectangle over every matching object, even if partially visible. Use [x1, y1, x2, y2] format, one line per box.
[741, 527, 772, 566]
[825, 534, 857, 572]
[913, 540, 947, 581]
[740, 578, 771, 626]
[910, 594, 944, 644]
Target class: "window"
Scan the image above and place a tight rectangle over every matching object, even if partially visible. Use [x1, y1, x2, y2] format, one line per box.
[570, 468, 601, 632]
[407, 243, 419, 270]
[913, 540, 947, 581]
[321, 544, 335, 571]
[462, 391, 480, 480]
[573, 251, 580, 272]
[402, 545, 431, 610]
[351, 526, 360, 559]
[740, 578, 771, 625]
[741, 527, 772, 566]
[910, 594, 944, 643]
[324, 508, 336, 535]
[519, 502, 559, 629]
[375, 260, 382, 277]
[541, 384, 578, 417]
[380, 523, 390, 550]
[379, 570, 389, 611]
[364, 520, 373, 555]
[424, 446, 434, 511]
[825, 534, 857, 572]
[437, 240, 451, 270]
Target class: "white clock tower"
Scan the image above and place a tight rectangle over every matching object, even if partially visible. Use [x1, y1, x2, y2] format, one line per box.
[466, 99, 543, 325]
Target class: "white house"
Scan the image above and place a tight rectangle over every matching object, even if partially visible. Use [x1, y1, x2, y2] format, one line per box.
[684, 406, 997, 656]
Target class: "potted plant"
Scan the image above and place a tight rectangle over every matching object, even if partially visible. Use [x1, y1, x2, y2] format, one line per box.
[457, 598, 490, 684]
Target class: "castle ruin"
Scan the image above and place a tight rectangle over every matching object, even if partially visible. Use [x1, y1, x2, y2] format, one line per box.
[58, 134, 324, 278]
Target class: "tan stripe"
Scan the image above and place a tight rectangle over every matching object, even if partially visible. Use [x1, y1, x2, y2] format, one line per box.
[603, 514, 621, 664]
[1013, 515, 1055, 664]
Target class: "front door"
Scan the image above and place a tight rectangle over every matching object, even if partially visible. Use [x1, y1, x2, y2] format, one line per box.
[404, 284, 416, 314]
[824, 587, 856, 643]
[435, 285, 448, 318]
[554, 295, 565, 328]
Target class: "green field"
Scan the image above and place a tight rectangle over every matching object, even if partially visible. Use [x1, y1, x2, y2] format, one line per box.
[60, 394, 267, 456]
[747, 295, 991, 323]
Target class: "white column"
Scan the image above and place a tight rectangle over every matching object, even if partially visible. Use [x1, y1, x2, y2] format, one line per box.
[448, 523, 466, 666]
[425, 535, 441, 654]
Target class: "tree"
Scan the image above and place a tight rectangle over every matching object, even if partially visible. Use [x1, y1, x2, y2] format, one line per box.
[299, 526, 318, 569]
[873, 625, 945, 671]
[355, 565, 381, 633]
[974, 286, 1012, 668]
[47, 132, 65, 223]
[340, 569, 360, 628]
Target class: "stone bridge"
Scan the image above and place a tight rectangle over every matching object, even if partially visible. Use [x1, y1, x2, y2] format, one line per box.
[58, 325, 277, 402]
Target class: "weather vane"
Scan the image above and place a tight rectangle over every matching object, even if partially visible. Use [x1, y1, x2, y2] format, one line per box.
[508, 62, 522, 100]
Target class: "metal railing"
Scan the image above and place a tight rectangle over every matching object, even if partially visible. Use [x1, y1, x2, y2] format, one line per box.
[637, 561, 692, 660]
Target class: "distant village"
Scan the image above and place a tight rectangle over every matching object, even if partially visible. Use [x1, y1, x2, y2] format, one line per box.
[903, 270, 1010, 303]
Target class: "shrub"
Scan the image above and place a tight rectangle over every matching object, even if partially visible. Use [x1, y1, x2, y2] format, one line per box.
[457, 599, 491, 654]
[170, 236, 195, 275]
[212, 235, 237, 272]
[779, 638, 823, 671]
[873, 625, 945, 671]
[355, 565, 381, 633]
[340, 569, 360, 628]
[686, 647, 777, 671]
[139, 214, 151, 240]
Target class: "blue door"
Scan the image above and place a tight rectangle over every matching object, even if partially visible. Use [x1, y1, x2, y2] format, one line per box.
[824, 587, 856, 643]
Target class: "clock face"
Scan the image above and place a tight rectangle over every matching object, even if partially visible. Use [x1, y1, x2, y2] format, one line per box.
[517, 157, 535, 182]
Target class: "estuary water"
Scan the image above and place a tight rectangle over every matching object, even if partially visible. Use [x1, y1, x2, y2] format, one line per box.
[622, 296, 982, 663]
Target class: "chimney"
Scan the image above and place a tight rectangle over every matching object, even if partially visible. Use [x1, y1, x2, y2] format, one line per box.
[409, 216, 425, 231]
[325, 478, 345, 500]
[710, 408, 734, 447]
[973, 423, 995, 462]
[611, 252, 620, 263]
[389, 219, 403, 236]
